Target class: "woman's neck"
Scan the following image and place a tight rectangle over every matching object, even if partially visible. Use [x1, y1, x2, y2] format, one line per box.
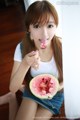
[39, 47, 53, 62]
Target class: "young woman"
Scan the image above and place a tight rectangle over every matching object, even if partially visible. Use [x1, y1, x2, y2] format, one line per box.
[9, 1, 63, 120]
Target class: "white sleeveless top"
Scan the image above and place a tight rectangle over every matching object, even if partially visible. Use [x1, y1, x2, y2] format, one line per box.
[14, 43, 59, 78]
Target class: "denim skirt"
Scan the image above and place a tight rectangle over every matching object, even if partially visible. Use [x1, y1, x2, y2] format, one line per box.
[23, 88, 64, 114]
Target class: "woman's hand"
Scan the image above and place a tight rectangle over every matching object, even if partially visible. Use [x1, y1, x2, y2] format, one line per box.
[24, 50, 40, 70]
[58, 82, 63, 91]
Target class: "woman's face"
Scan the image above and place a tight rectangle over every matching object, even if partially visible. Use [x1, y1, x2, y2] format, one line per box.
[29, 15, 57, 50]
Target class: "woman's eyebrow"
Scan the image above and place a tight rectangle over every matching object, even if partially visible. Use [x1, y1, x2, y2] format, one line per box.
[48, 21, 55, 23]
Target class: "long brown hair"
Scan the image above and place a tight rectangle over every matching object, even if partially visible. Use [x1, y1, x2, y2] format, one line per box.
[21, 0, 63, 83]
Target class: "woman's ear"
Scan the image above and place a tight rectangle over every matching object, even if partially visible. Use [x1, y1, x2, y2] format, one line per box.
[26, 28, 30, 34]
[30, 33, 34, 40]
[28, 27, 34, 40]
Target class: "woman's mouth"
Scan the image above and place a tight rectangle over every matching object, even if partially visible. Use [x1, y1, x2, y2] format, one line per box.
[39, 39, 47, 49]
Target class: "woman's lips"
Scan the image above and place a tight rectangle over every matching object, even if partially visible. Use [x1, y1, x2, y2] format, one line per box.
[40, 42, 46, 49]
[39, 39, 47, 49]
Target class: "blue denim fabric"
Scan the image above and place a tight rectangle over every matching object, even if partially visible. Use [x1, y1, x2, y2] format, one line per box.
[23, 89, 64, 114]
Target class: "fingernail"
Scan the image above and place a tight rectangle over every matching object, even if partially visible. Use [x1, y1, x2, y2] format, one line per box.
[32, 51, 36, 54]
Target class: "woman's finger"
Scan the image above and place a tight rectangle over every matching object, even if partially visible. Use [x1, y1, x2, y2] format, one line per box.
[28, 51, 36, 57]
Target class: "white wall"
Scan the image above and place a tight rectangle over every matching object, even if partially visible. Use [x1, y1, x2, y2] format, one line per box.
[61, 0, 80, 119]
[23, 0, 38, 10]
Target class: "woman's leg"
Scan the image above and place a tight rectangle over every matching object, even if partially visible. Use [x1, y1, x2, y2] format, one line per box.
[35, 105, 53, 120]
[0, 92, 18, 120]
[15, 98, 38, 120]
[9, 93, 18, 120]
[0, 85, 25, 120]
[0, 92, 12, 105]
[9, 85, 25, 120]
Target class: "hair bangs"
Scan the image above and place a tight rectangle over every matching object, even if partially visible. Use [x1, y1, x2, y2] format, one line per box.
[31, 12, 51, 25]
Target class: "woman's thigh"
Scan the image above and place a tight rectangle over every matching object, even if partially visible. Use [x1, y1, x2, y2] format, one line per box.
[35, 105, 53, 120]
[15, 97, 38, 120]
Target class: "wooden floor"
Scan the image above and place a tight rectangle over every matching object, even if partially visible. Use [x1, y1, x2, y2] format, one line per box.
[0, 1, 25, 95]
[0, 1, 66, 120]
[0, 2, 25, 120]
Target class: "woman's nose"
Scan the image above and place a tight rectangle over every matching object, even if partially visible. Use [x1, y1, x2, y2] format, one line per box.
[41, 27, 49, 39]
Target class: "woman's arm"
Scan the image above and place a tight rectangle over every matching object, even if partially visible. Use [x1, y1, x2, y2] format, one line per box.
[9, 59, 30, 93]
[9, 51, 40, 93]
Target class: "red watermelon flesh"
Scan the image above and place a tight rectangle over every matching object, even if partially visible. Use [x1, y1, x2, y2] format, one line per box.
[29, 74, 59, 99]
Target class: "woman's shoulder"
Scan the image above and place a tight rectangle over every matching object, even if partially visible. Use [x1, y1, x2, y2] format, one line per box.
[14, 42, 22, 62]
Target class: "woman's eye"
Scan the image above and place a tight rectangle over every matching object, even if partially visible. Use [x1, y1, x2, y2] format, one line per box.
[48, 24, 54, 28]
[33, 24, 40, 28]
